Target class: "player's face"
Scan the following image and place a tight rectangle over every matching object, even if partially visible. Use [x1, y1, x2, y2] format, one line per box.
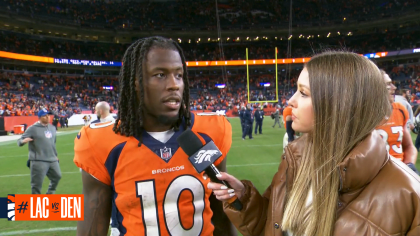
[288, 68, 314, 133]
[383, 73, 396, 103]
[39, 115, 49, 124]
[140, 47, 184, 129]
[405, 90, 411, 100]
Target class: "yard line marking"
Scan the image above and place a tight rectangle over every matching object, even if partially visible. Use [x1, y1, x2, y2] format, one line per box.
[0, 162, 280, 178]
[228, 162, 279, 167]
[0, 144, 281, 158]
[231, 144, 281, 148]
[0, 227, 77, 236]
[0, 171, 81, 178]
[0, 130, 80, 146]
[0, 152, 74, 159]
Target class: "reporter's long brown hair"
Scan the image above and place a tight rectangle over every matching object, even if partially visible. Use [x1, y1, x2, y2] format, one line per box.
[281, 51, 391, 236]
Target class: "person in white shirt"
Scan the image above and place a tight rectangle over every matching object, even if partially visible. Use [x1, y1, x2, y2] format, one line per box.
[395, 88, 414, 130]
[93, 101, 115, 123]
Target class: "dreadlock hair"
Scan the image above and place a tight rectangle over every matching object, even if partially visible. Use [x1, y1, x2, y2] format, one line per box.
[113, 36, 191, 146]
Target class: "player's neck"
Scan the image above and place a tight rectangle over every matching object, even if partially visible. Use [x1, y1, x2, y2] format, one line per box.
[142, 119, 173, 132]
[143, 125, 173, 132]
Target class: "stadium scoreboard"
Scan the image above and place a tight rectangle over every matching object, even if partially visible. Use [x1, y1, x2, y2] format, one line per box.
[54, 58, 122, 67]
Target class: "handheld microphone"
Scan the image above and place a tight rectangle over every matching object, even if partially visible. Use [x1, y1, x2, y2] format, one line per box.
[177, 129, 243, 211]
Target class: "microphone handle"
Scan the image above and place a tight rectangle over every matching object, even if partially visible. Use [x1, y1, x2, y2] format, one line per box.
[205, 165, 243, 211]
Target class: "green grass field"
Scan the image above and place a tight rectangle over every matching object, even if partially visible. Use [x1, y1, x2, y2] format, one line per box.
[0, 117, 419, 236]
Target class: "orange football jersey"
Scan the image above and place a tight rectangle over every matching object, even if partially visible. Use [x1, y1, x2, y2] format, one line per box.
[74, 113, 232, 236]
[376, 102, 409, 161]
[283, 106, 292, 124]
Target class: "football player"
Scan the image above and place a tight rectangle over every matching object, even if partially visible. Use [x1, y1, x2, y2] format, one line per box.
[82, 114, 91, 126]
[376, 70, 419, 174]
[74, 36, 237, 236]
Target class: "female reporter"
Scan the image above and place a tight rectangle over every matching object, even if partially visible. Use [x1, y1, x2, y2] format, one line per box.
[208, 51, 420, 236]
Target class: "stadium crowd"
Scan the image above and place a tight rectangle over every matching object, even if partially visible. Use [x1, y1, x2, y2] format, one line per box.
[1, 64, 419, 117]
[0, 71, 118, 117]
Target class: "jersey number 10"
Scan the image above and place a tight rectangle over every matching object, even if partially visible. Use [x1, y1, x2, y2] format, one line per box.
[136, 175, 205, 235]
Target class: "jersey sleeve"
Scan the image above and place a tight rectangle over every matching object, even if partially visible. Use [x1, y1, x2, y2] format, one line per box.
[213, 116, 232, 167]
[73, 126, 111, 185]
[396, 103, 409, 127]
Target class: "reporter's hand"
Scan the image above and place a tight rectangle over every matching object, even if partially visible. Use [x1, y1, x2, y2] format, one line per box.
[207, 172, 245, 201]
[22, 138, 33, 144]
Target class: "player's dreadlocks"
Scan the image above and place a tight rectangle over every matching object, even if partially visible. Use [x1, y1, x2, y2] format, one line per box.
[113, 36, 191, 146]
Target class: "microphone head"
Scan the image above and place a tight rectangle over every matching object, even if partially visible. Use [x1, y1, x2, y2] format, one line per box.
[177, 129, 223, 173]
[176, 129, 203, 156]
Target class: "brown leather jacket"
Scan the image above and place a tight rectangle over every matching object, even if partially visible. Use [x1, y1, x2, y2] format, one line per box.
[224, 131, 420, 236]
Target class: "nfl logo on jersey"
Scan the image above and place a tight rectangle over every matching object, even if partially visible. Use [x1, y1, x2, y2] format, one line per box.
[44, 131, 52, 139]
[160, 147, 172, 161]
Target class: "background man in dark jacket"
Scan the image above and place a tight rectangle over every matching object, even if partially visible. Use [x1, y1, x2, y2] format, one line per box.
[254, 106, 264, 135]
[239, 106, 246, 137]
[242, 104, 253, 140]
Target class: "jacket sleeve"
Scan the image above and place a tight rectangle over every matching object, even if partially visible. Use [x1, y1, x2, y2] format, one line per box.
[223, 154, 288, 236]
[17, 126, 33, 147]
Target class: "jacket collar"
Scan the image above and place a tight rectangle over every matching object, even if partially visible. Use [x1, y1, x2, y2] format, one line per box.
[286, 131, 388, 194]
[337, 130, 388, 193]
